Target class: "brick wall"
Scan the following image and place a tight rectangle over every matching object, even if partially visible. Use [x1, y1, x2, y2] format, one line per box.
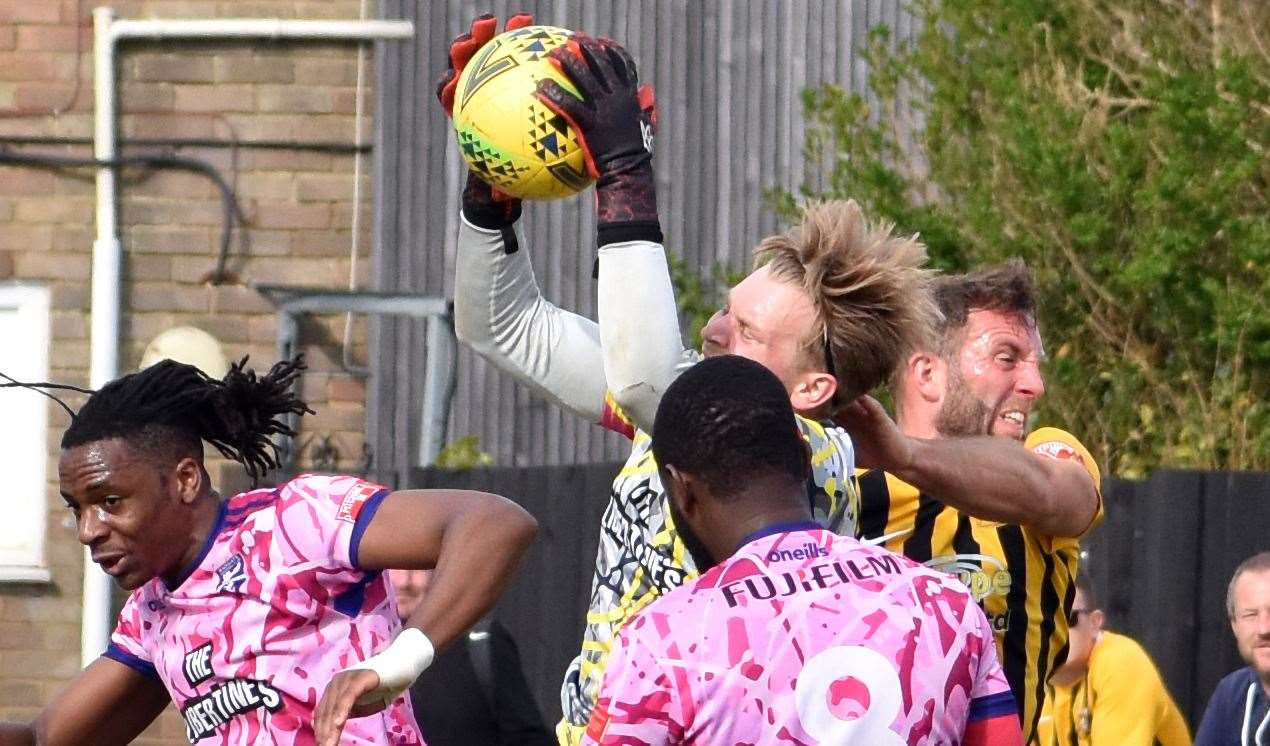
[0, 1, 387, 741]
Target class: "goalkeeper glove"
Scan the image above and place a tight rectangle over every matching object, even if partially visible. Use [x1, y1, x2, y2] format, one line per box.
[537, 34, 662, 247]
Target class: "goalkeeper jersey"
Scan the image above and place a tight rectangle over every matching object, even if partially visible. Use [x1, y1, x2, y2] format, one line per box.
[556, 398, 857, 745]
[856, 427, 1102, 743]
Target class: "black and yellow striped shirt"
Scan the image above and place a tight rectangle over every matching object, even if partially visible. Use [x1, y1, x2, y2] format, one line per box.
[856, 427, 1102, 742]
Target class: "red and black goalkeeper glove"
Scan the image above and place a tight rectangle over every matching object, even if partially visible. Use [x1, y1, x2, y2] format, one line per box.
[537, 34, 662, 248]
[435, 13, 533, 232]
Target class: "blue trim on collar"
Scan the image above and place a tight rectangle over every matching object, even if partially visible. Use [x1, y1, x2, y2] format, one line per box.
[165, 498, 228, 591]
[738, 520, 823, 549]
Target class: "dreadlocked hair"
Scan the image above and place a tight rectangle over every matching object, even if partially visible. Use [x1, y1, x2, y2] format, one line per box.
[61, 356, 314, 481]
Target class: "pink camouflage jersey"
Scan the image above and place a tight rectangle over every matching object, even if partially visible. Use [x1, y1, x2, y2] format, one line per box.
[104, 474, 424, 745]
[583, 524, 1016, 745]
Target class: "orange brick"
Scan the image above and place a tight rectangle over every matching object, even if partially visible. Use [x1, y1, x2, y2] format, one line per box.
[173, 83, 255, 113]
[120, 82, 175, 111]
[0, 5, 62, 23]
[51, 282, 89, 310]
[251, 202, 330, 230]
[239, 149, 333, 171]
[121, 199, 224, 227]
[0, 52, 76, 81]
[201, 284, 274, 315]
[256, 85, 334, 114]
[235, 173, 294, 200]
[0, 223, 54, 252]
[49, 339, 90, 368]
[13, 82, 77, 109]
[51, 310, 88, 339]
[0, 251, 12, 277]
[133, 54, 214, 84]
[122, 113, 218, 139]
[51, 225, 92, 254]
[129, 281, 178, 312]
[214, 55, 295, 84]
[295, 173, 362, 202]
[126, 226, 213, 254]
[0, 28, 17, 51]
[0, 167, 55, 195]
[192, 314, 252, 344]
[128, 168, 214, 200]
[13, 252, 91, 281]
[14, 197, 92, 224]
[327, 375, 365, 402]
[289, 229, 351, 256]
[16, 25, 80, 52]
[126, 254, 173, 282]
[239, 228, 291, 256]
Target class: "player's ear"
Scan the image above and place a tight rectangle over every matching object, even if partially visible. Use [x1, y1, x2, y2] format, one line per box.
[173, 456, 204, 505]
[910, 352, 944, 404]
[663, 465, 700, 516]
[791, 371, 836, 413]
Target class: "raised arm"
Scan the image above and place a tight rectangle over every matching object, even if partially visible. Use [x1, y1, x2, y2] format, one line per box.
[314, 487, 536, 745]
[841, 396, 1101, 538]
[454, 214, 610, 423]
[538, 35, 687, 434]
[441, 14, 610, 423]
[0, 656, 170, 746]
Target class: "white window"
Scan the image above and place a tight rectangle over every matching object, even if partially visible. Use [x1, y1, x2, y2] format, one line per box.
[0, 283, 52, 582]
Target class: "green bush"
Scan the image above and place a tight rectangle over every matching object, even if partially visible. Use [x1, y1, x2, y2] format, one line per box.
[770, 0, 1268, 474]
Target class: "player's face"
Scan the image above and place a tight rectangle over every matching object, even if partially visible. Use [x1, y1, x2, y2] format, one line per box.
[1230, 569, 1270, 678]
[387, 568, 430, 622]
[58, 439, 195, 591]
[700, 266, 827, 404]
[935, 309, 1045, 440]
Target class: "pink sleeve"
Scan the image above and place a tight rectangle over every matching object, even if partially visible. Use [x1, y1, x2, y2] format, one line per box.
[581, 618, 684, 745]
[966, 607, 1016, 722]
[104, 591, 158, 680]
[272, 475, 391, 571]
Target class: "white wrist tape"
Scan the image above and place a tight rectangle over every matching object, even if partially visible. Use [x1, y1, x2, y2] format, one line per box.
[344, 627, 435, 706]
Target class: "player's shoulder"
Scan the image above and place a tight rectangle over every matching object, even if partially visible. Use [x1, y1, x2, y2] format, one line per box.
[1026, 427, 1101, 476]
[269, 474, 391, 525]
[796, 415, 853, 456]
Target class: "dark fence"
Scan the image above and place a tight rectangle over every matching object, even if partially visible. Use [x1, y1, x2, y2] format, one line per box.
[1085, 470, 1270, 725]
[407, 465, 1270, 729]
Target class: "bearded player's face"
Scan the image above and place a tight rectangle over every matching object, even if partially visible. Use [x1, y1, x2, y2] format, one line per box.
[700, 265, 822, 397]
[59, 439, 196, 591]
[936, 308, 1046, 440]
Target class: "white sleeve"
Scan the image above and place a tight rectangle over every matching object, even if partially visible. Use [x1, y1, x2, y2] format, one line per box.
[453, 213, 608, 423]
[597, 240, 690, 434]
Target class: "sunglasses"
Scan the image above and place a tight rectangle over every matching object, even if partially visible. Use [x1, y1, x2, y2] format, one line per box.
[1067, 608, 1092, 626]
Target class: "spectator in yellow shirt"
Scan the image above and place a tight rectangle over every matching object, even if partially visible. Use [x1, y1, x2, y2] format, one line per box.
[1035, 574, 1191, 746]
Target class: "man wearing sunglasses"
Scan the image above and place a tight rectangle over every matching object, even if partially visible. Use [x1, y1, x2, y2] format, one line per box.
[1035, 574, 1191, 746]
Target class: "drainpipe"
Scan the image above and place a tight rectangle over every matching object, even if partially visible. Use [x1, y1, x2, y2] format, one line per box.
[84, 6, 414, 668]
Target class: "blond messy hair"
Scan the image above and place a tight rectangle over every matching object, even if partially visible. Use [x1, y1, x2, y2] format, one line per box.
[756, 199, 939, 404]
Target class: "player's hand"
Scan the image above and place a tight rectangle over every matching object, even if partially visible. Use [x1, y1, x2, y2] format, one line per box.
[436, 12, 534, 116]
[538, 34, 660, 237]
[314, 669, 388, 746]
[437, 14, 530, 229]
[834, 395, 914, 472]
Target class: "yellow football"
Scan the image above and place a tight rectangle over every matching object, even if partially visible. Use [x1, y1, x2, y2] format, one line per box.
[452, 25, 594, 201]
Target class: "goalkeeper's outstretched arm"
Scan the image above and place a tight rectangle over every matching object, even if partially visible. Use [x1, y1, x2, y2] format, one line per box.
[454, 215, 611, 423]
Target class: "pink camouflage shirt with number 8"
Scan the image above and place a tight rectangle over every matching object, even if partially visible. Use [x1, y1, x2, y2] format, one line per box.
[583, 526, 1017, 745]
